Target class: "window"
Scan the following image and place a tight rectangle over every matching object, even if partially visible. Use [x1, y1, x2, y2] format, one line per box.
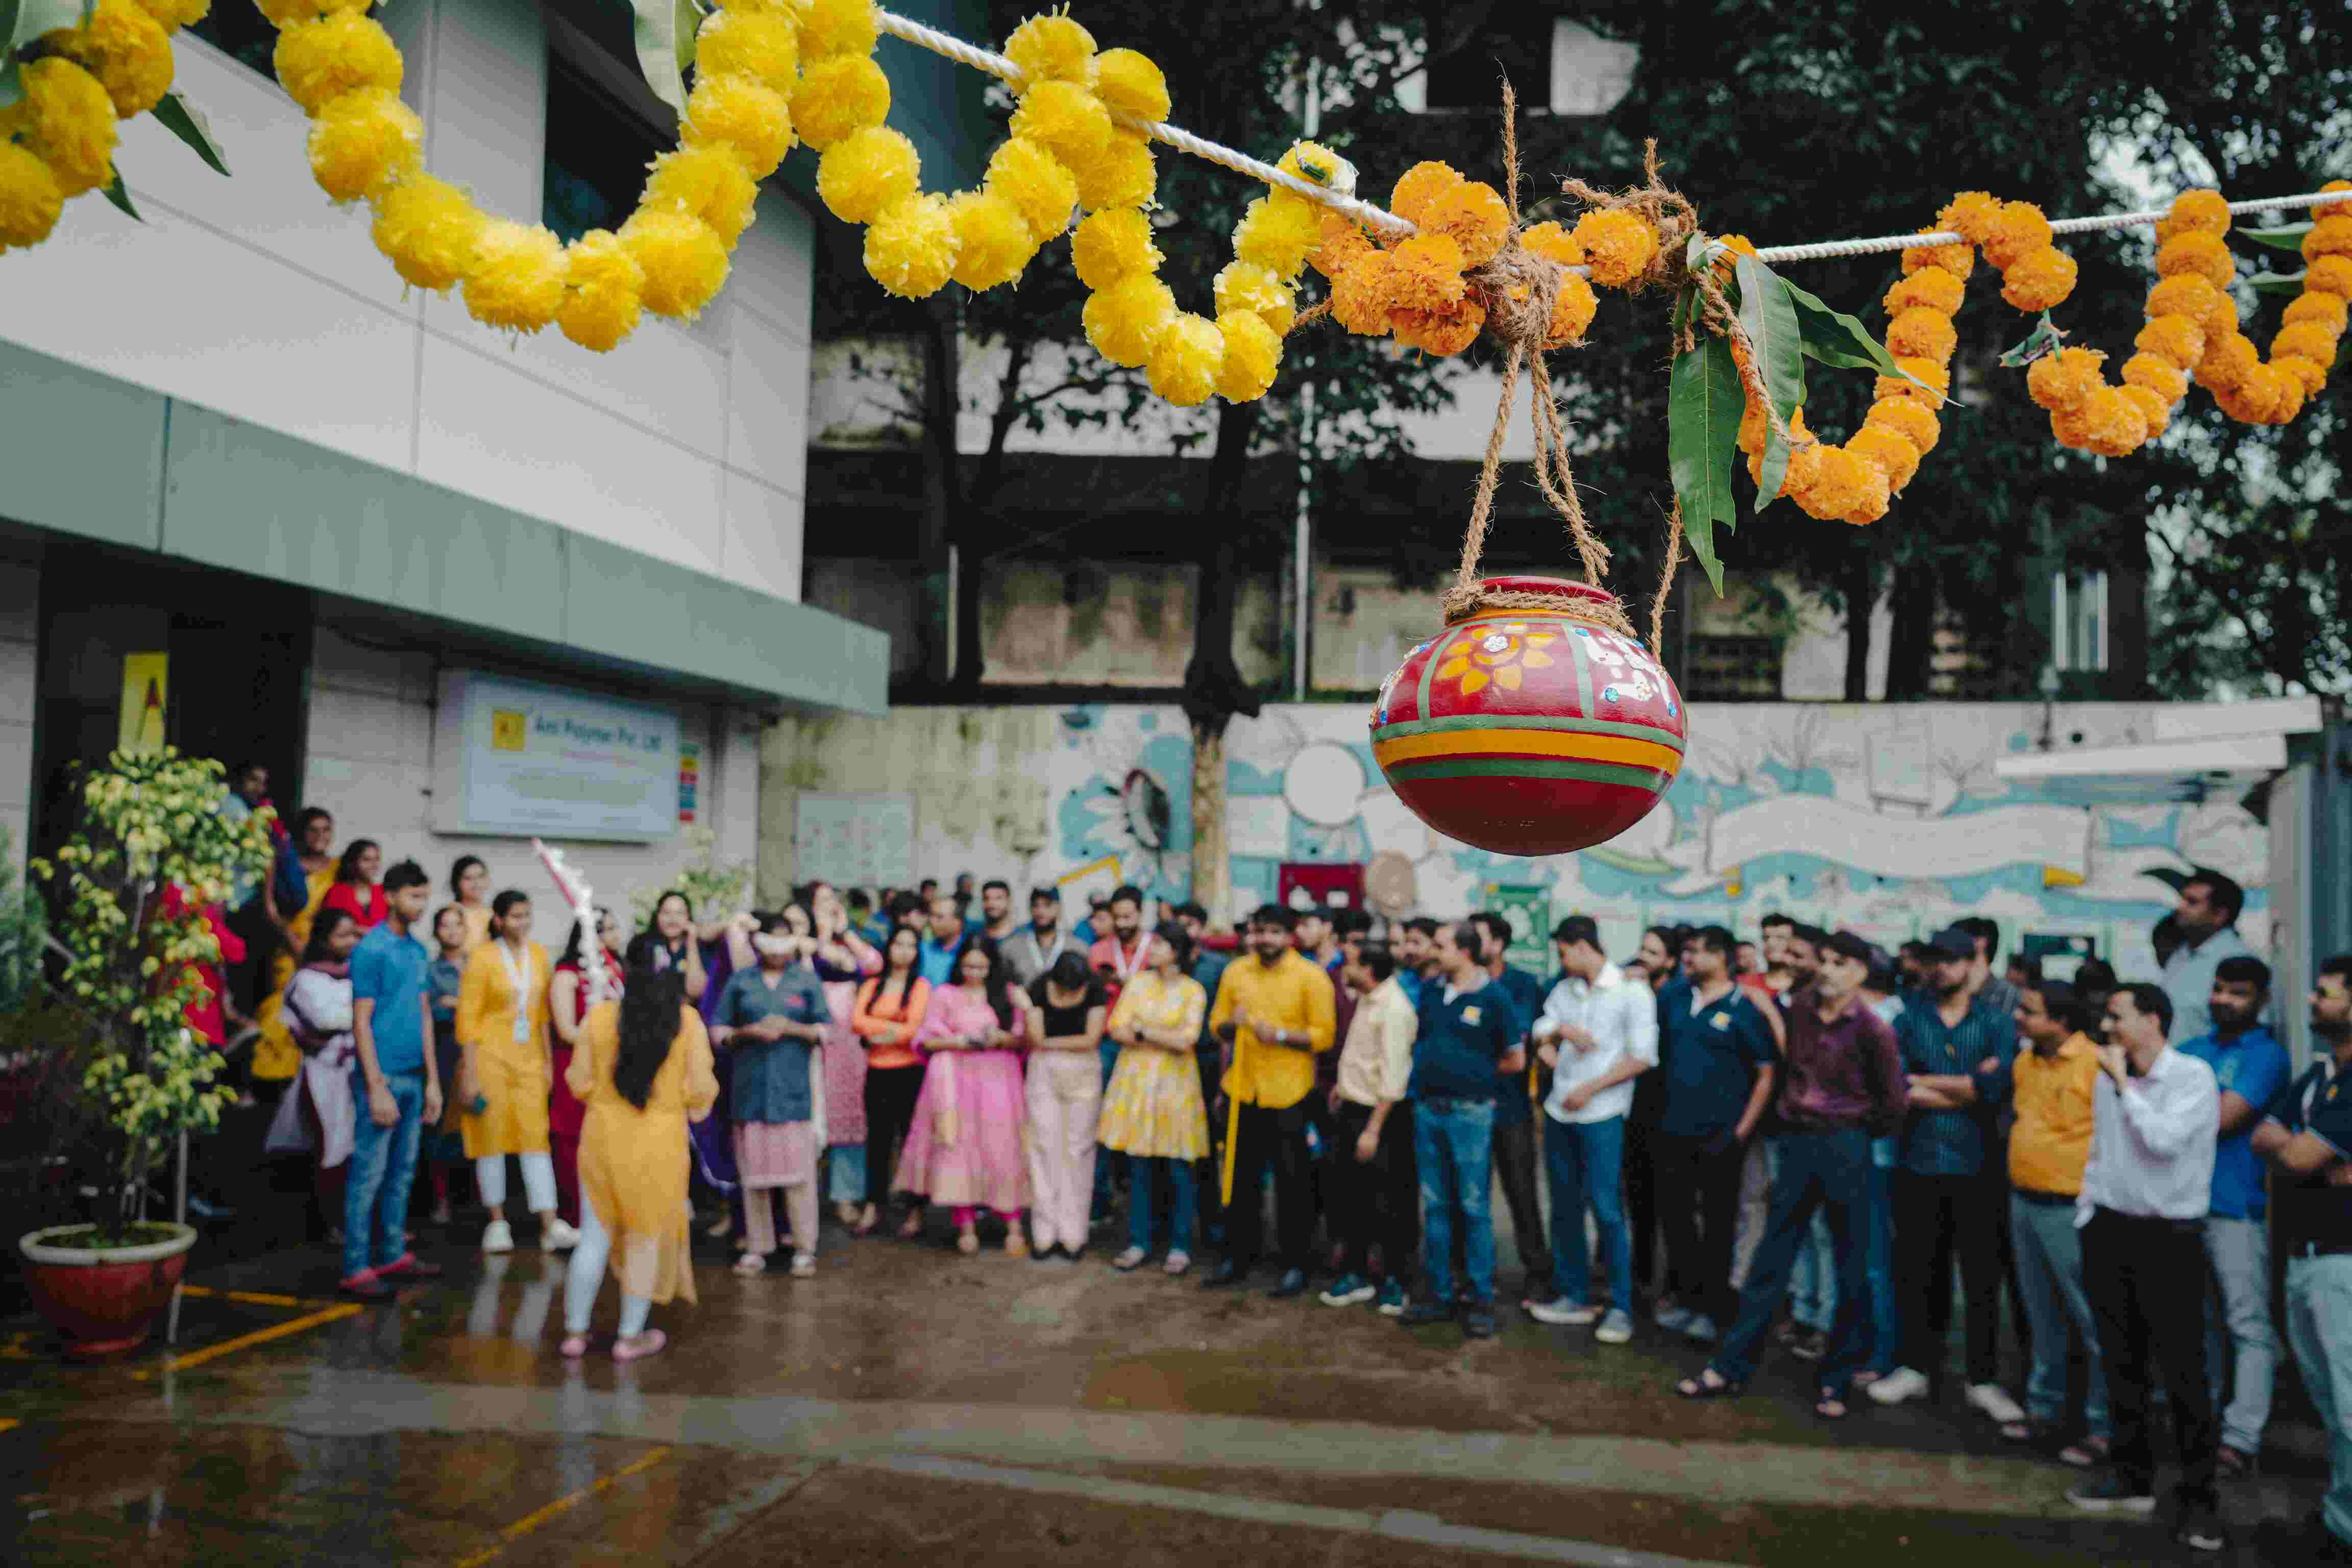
[1684, 634, 1779, 700]
[1403, 15, 1637, 117]
[2050, 569, 2109, 673]
[543, 57, 666, 245]
[188, 6, 278, 82]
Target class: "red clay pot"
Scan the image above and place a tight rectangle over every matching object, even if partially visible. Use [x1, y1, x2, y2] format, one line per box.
[1370, 576, 1685, 857]
[19, 1223, 197, 1359]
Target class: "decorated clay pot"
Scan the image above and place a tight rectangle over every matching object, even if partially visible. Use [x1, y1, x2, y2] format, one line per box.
[1369, 576, 1685, 857]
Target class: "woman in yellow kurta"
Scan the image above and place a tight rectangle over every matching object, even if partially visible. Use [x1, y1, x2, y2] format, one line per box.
[457, 890, 571, 1254]
[559, 954, 717, 1363]
[1099, 924, 1211, 1274]
[250, 806, 339, 1083]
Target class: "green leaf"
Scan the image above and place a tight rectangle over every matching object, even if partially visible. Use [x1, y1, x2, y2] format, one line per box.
[1733, 254, 1804, 514]
[2240, 224, 2312, 252]
[630, 0, 701, 116]
[100, 170, 138, 220]
[2248, 271, 2306, 297]
[1997, 313, 2068, 369]
[152, 92, 230, 177]
[1668, 335, 1742, 596]
[0, 56, 20, 114]
[1783, 277, 1951, 402]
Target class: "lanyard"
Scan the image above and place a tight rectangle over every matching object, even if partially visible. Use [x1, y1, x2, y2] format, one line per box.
[495, 939, 534, 1044]
[1108, 933, 1150, 983]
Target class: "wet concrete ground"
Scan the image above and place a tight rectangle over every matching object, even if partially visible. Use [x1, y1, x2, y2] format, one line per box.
[0, 1211, 2334, 1565]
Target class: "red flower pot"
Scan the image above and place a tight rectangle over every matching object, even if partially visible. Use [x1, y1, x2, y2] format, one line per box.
[1370, 576, 1685, 857]
[19, 1223, 198, 1359]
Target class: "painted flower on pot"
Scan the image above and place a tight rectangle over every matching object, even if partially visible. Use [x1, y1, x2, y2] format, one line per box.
[1435, 622, 1557, 696]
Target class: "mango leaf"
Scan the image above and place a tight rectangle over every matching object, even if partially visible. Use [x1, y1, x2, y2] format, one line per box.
[1998, 313, 2068, 369]
[2239, 224, 2312, 252]
[1668, 335, 1742, 596]
[631, 0, 701, 115]
[1783, 277, 1952, 402]
[9, 0, 90, 49]
[1733, 254, 1804, 513]
[0, 57, 19, 113]
[2248, 271, 2306, 297]
[100, 170, 140, 220]
[153, 91, 230, 177]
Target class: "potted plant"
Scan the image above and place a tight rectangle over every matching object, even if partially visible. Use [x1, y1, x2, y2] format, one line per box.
[19, 751, 274, 1357]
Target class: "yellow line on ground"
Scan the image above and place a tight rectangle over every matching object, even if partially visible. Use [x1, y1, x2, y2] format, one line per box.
[176, 1285, 312, 1308]
[135, 1303, 362, 1378]
[455, 1448, 673, 1567]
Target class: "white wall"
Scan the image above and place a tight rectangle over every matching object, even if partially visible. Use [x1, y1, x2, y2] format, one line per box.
[304, 628, 762, 924]
[0, 562, 36, 870]
[0, 2, 813, 601]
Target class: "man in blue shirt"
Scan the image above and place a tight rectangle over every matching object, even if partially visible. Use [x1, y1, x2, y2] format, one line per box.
[1398, 921, 1524, 1339]
[343, 859, 444, 1299]
[2178, 955, 2291, 1475]
[1393, 917, 1440, 1009]
[916, 895, 965, 986]
[1651, 926, 1777, 1342]
[2162, 868, 2259, 1045]
[1871, 926, 2019, 1416]
[1473, 910, 1555, 1303]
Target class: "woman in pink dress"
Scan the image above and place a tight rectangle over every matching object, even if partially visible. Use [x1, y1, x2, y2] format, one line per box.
[799, 885, 881, 1227]
[897, 936, 1032, 1255]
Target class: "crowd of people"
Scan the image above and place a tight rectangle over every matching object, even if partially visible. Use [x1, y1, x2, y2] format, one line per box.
[184, 781, 2347, 1561]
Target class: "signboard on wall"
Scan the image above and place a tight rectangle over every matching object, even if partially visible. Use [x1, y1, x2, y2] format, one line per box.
[432, 671, 679, 841]
[795, 793, 916, 889]
[1485, 883, 1554, 976]
[118, 652, 167, 755]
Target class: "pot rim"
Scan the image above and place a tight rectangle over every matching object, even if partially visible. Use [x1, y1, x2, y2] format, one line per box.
[1447, 575, 1620, 625]
[19, 1222, 200, 1267]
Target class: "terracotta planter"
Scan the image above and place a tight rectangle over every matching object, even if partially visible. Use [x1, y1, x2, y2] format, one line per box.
[19, 1222, 198, 1359]
[1370, 576, 1685, 857]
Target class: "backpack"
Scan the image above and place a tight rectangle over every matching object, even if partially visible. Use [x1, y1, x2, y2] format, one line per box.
[271, 832, 311, 916]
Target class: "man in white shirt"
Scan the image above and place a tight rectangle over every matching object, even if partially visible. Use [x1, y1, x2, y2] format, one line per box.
[1524, 916, 1658, 1345]
[1319, 940, 1420, 1315]
[2068, 982, 2226, 1555]
[2160, 868, 2257, 1045]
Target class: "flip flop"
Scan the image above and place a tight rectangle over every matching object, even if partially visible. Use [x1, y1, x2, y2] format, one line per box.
[1815, 1388, 1851, 1420]
[1675, 1370, 1746, 1400]
[611, 1329, 666, 1363]
[559, 1334, 589, 1359]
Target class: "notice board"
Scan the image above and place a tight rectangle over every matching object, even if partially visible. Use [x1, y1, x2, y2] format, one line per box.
[794, 793, 917, 889]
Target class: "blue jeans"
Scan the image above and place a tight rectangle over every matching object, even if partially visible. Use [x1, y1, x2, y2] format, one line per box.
[1711, 1130, 1875, 1393]
[2012, 1191, 2110, 1437]
[1542, 1114, 1630, 1313]
[1128, 1156, 1197, 1256]
[344, 1068, 424, 1280]
[2203, 1216, 2277, 1455]
[1867, 1137, 1901, 1373]
[2285, 1254, 2352, 1547]
[825, 1144, 867, 1206]
[1790, 1210, 1836, 1330]
[1414, 1098, 1496, 1308]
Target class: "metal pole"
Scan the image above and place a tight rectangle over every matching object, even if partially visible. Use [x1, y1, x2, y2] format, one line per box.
[1293, 383, 1313, 703]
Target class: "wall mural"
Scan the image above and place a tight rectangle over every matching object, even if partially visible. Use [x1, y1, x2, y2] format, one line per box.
[1046, 702, 2269, 978]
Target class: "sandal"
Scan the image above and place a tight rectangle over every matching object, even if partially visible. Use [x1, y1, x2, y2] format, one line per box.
[1675, 1369, 1746, 1400]
[790, 1252, 817, 1279]
[559, 1334, 589, 1359]
[897, 1210, 925, 1241]
[851, 1206, 880, 1238]
[611, 1329, 667, 1363]
[1163, 1250, 1191, 1277]
[1004, 1232, 1028, 1258]
[1111, 1246, 1147, 1272]
[1815, 1388, 1850, 1421]
[1999, 1418, 2040, 1443]
[732, 1252, 767, 1276]
[957, 1229, 979, 1255]
[2059, 1434, 2110, 1469]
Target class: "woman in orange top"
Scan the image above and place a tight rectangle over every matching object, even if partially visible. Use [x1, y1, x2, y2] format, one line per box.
[851, 925, 930, 1238]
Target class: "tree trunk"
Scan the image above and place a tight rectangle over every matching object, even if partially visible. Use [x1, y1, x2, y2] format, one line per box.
[1843, 544, 1875, 702]
[1190, 727, 1230, 925]
[915, 303, 958, 689]
[1884, 562, 1935, 701]
[1183, 401, 1264, 924]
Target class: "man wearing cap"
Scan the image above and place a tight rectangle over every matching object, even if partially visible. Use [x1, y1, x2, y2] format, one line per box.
[2161, 868, 2258, 1046]
[1871, 925, 2022, 1420]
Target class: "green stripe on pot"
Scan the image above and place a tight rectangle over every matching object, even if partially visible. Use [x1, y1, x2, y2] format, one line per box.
[1370, 713, 1686, 751]
[1383, 757, 1672, 790]
[1414, 627, 1462, 722]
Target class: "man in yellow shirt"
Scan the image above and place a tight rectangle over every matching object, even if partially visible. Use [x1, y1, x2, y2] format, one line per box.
[1205, 904, 1337, 1297]
[2007, 976, 2110, 1462]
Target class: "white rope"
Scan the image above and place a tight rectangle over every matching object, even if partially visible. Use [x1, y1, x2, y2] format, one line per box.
[874, 7, 2351, 270]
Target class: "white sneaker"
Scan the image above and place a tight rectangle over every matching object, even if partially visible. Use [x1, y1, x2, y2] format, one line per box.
[1525, 1297, 1601, 1326]
[1867, 1365, 1931, 1405]
[1595, 1309, 1635, 1344]
[481, 1219, 514, 1254]
[1966, 1382, 2026, 1425]
[542, 1218, 581, 1252]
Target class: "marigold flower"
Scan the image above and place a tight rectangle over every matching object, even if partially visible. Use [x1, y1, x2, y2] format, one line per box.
[621, 209, 730, 318]
[2212, 363, 2285, 425]
[369, 173, 481, 291]
[688, 74, 796, 176]
[2054, 385, 2148, 456]
[645, 143, 760, 245]
[696, 7, 798, 92]
[1545, 271, 1599, 348]
[1004, 14, 1095, 88]
[1736, 397, 1772, 458]
[1795, 447, 1870, 521]
[1214, 260, 1294, 335]
[1308, 208, 1375, 281]
[1902, 229, 1975, 280]
[2308, 255, 2352, 299]
[1093, 48, 1170, 121]
[1520, 220, 1583, 269]
[799, 0, 879, 61]
[2267, 365, 2310, 424]
[133, 0, 208, 27]
[462, 218, 567, 333]
[1233, 194, 1321, 281]
[983, 137, 1076, 242]
[0, 142, 65, 251]
[864, 191, 958, 298]
[2120, 352, 2188, 403]
[307, 87, 424, 203]
[2193, 332, 2260, 395]
[1388, 161, 1461, 227]
[2274, 355, 2327, 399]
[1083, 273, 1177, 365]
[1886, 307, 1958, 363]
[1424, 180, 1509, 269]
[2155, 231, 2235, 289]
[945, 189, 1036, 291]
[2284, 292, 2349, 335]
[1386, 232, 1466, 312]
[556, 230, 645, 353]
[1330, 250, 1398, 336]
[1392, 296, 1486, 357]
[816, 125, 919, 225]
[1883, 268, 1963, 317]
[2312, 181, 2352, 222]
[255, 0, 367, 24]
[1981, 201, 2053, 271]
[1008, 79, 1111, 167]
[2115, 383, 2172, 438]
[273, 12, 401, 117]
[51, 0, 175, 118]
[1937, 191, 2002, 242]
[1864, 396, 1941, 456]
[1848, 427, 1922, 494]
[4, 58, 117, 199]
[1745, 412, 1820, 497]
[1066, 130, 1154, 213]
[2134, 312, 2207, 371]
[1145, 311, 1223, 406]
[2025, 346, 2104, 413]
[2154, 188, 2230, 241]
[789, 57, 887, 153]
[1573, 208, 1659, 289]
[1874, 356, 1951, 405]
[1276, 140, 1349, 194]
[1070, 206, 1160, 289]
[2272, 320, 2338, 371]
[1213, 310, 1281, 402]
[2000, 246, 2078, 312]
[2144, 273, 2237, 336]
